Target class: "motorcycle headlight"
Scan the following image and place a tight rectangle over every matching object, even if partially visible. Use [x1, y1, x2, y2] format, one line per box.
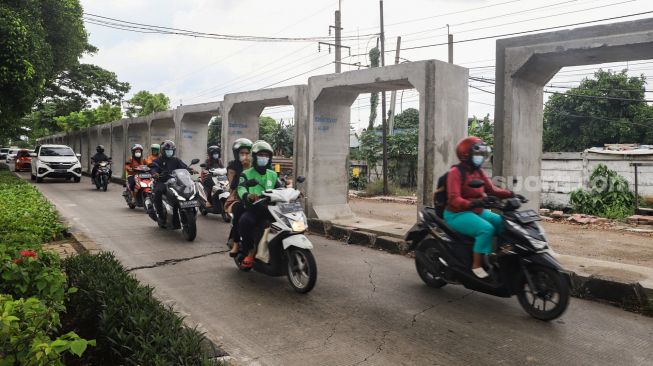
[291, 220, 306, 232]
[528, 237, 548, 250]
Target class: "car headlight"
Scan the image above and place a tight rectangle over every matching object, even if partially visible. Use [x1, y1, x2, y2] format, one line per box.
[291, 220, 306, 232]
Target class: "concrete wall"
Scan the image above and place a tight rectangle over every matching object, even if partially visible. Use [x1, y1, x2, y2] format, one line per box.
[126, 118, 149, 162]
[177, 102, 221, 163]
[111, 122, 125, 179]
[494, 18, 653, 209]
[150, 111, 176, 147]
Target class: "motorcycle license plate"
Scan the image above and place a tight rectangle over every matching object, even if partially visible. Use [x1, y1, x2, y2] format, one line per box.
[139, 173, 151, 179]
[279, 201, 303, 214]
[514, 209, 540, 223]
[179, 200, 199, 208]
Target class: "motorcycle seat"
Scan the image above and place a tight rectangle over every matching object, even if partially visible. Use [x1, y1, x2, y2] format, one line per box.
[423, 207, 475, 245]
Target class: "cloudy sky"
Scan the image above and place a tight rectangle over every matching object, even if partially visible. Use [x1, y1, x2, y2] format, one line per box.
[80, 0, 653, 129]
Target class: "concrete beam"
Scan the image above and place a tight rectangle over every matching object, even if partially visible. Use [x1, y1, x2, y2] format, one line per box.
[175, 102, 221, 164]
[306, 60, 468, 220]
[494, 17, 653, 208]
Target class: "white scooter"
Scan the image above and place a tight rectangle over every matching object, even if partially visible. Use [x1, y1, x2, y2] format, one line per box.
[196, 166, 231, 222]
[233, 177, 317, 293]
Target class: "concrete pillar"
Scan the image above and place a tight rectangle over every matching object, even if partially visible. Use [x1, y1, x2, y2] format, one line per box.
[175, 102, 221, 164]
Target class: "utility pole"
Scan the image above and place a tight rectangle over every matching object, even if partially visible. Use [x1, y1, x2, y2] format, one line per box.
[388, 36, 401, 136]
[335, 10, 342, 73]
[380, 0, 388, 196]
[447, 24, 453, 64]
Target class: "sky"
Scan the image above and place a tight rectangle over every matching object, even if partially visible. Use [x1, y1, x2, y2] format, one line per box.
[80, 0, 653, 130]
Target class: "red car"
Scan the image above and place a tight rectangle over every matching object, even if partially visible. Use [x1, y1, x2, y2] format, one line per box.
[14, 149, 32, 172]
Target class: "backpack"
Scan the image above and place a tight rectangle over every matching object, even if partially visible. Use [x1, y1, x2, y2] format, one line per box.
[433, 164, 465, 218]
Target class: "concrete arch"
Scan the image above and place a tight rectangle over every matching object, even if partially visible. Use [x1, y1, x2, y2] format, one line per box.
[150, 111, 176, 150]
[305, 60, 468, 220]
[176, 102, 221, 163]
[80, 130, 90, 173]
[111, 121, 126, 179]
[88, 126, 101, 173]
[99, 125, 112, 158]
[221, 86, 307, 176]
[494, 17, 653, 208]
[126, 117, 149, 162]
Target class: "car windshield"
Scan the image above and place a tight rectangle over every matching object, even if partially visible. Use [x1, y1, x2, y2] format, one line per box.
[0, 149, 8, 153]
[41, 147, 75, 157]
[17, 151, 30, 158]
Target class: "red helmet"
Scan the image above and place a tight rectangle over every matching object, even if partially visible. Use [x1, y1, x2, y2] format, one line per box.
[455, 136, 490, 162]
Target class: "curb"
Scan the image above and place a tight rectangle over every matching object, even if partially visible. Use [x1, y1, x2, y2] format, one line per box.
[307, 218, 652, 314]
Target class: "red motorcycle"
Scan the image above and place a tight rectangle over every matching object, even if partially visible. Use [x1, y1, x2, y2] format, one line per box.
[123, 165, 154, 212]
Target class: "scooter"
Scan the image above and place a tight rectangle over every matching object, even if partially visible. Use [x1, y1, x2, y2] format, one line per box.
[232, 177, 317, 293]
[196, 165, 231, 222]
[405, 179, 570, 321]
[123, 165, 154, 212]
[93, 160, 111, 192]
[149, 159, 201, 241]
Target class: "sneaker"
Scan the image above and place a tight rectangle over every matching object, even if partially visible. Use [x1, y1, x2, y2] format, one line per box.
[472, 267, 489, 279]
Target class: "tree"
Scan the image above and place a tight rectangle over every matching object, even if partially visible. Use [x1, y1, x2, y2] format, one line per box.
[468, 114, 494, 147]
[0, 0, 88, 133]
[126, 91, 170, 117]
[207, 116, 222, 147]
[543, 69, 653, 151]
[259, 116, 294, 157]
[368, 47, 380, 130]
[54, 103, 121, 132]
[393, 107, 419, 129]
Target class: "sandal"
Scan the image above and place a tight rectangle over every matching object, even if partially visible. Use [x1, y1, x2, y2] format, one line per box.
[229, 242, 240, 258]
[241, 255, 255, 268]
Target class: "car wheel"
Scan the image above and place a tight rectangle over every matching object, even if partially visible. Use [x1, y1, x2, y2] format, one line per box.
[74, 177, 81, 183]
[31, 173, 36, 181]
[36, 177, 43, 183]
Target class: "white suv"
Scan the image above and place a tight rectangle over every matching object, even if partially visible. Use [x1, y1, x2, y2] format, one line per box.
[31, 144, 82, 183]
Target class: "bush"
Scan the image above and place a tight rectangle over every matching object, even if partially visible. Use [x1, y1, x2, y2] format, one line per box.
[361, 180, 416, 197]
[0, 295, 95, 365]
[349, 172, 367, 190]
[569, 164, 635, 219]
[63, 252, 220, 365]
[0, 170, 65, 246]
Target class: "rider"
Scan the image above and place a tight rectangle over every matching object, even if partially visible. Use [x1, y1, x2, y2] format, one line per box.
[236, 140, 282, 268]
[444, 136, 513, 279]
[124, 144, 145, 200]
[226, 138, 252, 257]
[144, 143, 160, 165]
[151, 140, 195, 226]
[201, 145, 224, 208]
[91, 145, 111, 183]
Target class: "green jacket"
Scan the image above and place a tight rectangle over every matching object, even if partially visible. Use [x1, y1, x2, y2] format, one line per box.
[237, 167, 280, 204]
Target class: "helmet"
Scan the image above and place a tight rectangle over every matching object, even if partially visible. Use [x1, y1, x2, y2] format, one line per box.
[131, 144, 144, 152]
[251, 140, 273, 155]
[151, 143, 160, 152]
[207, 145, 220, 154]
[455, 136, 491, 163]
[232, 138, 252, 158]
[96, 145, 105, 153]
[161, 140, 176, 157]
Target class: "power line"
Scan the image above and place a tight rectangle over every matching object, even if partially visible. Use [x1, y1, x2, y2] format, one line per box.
[259, 62, 334, 89]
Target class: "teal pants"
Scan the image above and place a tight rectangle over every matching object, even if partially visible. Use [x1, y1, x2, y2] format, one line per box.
[443, 209, 504, 254]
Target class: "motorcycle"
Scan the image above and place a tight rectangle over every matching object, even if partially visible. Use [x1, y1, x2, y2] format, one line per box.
[148, 159, 201, 241]
[232, 177, 317, 293]
[93, 160, 111, 192]
[405, 179, 570, 321]
[196, 165, 231, 222]
[122, 165, 154, 212]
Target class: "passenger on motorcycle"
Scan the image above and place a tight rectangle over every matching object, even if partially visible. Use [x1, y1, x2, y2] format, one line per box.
[444, 136, 514, 279]
[91, 145, 111, 183]
[151, 140, 197, 226]
[125, 144, 145, 200]
[236, 140, 282, 268]
[201, 145, 224, 208]
[226, 138, 252, 257]
[144, 143, 160, 165]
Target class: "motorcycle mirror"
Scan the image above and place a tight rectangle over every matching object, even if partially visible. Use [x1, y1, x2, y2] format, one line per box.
[200, 163, 206, 168]
[296, 176, 306, 183]
[244, 179, 259, 188]
[468, 179, 484, 188]
[190, 158, 200, 165]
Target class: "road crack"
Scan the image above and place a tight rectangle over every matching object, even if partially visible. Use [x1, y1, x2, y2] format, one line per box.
[411, 304, 436, 327]
[127, 249, 229, 271]
[351, 330, 390, 366]
[363, 260, 377, 295]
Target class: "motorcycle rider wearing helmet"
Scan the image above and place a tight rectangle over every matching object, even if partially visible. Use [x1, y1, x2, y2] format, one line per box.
[236, 140, 282, 268]
[225, 138, 252, 257]
[201, 145, 224, 208]
[91, 145, 111, 183]
[150, 140, 196, 226]
[144, 143, 160, 165]
[445, 136, 513, 279]
[125, 144, 145, 200]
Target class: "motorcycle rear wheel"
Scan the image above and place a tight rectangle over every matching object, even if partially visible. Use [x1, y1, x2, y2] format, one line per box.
[415, 241, 448, 288]
[517, 265, 569, 321]
[286, 248, 317, 294]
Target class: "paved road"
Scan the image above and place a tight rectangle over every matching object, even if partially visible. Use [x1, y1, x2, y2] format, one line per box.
[20, 173, 653, 366]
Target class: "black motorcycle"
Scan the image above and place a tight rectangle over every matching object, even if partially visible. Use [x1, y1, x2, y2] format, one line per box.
[93, 160, 111, 192]
[405, 180, 570, 321]
[149, 159, 201, 241]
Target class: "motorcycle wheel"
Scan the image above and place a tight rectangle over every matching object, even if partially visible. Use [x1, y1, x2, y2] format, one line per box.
[200, 205, 208, 216]
[127, 194, 136, 209]
[220, 200, 230, 223]
[517, 265, 570, 321]
[415, 241, 447, 288]
[181, 210, 197, 241]
[102, 179, 108, 192]
[286, 248, 317, 294]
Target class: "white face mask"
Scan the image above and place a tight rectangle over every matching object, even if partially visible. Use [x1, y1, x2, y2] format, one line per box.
[164, 150, 174, 158]
[257, 156, 269, 167]
[212, 153, 220, 160]
[134, 152, 142, 158]
[472, 155, 484, 167]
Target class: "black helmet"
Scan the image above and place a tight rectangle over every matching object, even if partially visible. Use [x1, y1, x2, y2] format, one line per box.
[161, 140, 176, 158]
[207, 145, 220, 156]
[96, 145, 105, 153]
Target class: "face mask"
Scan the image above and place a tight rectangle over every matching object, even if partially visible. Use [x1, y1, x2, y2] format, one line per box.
[212, 153, 220, 160]
[256, 156, 269, 167]
[472, 155, 484, 167]
[134, 152, 142, 158]
[164, 150, 174, 158]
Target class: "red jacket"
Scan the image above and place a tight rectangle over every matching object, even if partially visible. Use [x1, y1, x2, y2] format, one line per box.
[446, 164, 512, 213]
